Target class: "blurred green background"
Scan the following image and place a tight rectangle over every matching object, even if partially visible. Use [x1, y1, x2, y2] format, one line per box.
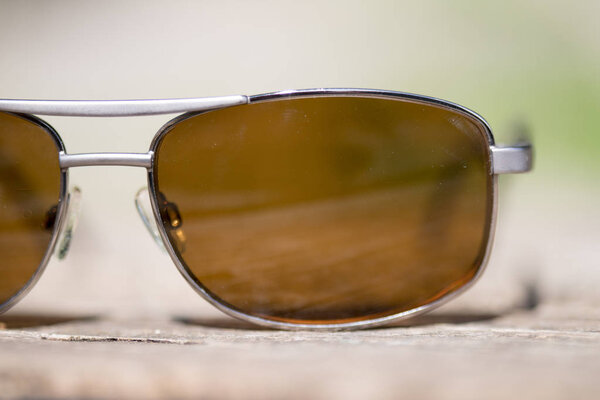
[0, 0, 597, 315]
[1, 1, 597, 176]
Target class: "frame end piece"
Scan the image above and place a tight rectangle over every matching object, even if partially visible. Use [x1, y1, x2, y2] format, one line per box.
[491, 144, 533, 174]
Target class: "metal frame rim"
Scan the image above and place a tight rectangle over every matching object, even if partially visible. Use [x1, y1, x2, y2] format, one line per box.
[0, 113, 70, 314]
[146, 88, 499, 331]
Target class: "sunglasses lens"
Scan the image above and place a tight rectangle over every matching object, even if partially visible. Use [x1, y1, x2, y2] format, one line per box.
[154, 96, 493, 325]
[0, 112, 62, 306]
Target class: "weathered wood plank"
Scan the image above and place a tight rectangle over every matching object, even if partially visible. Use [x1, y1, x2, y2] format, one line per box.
[0, 302, 598, 399]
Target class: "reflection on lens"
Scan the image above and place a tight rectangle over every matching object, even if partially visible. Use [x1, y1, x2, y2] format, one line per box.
[0, 113, 62, 306]
[154, 96, 493, 325]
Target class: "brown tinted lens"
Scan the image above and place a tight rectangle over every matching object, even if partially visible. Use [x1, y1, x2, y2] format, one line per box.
[154, 96, 493, 325]
[0, 112, 62, 306]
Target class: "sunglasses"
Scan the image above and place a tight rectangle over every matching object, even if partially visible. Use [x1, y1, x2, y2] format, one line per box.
[0, 89, 532, 330]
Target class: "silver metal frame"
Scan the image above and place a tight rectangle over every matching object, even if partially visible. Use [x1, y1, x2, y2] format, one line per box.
[0, 89, 533, 330]
[0, 113, 71, 314]
[59, 152, 153, 169]
[0, 96, 247, 117]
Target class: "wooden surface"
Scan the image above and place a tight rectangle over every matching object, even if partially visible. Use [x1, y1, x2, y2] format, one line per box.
[0, 302, 599, 399]
[0, 180, 598, 399]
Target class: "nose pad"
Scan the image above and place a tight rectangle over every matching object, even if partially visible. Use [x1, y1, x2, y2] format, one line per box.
[135, 187, 186, 253]
[135, 188, 187, 255]
[55, 186, 82, 260]
[135, 187, 168, 253]
[157, 192, 186, 254]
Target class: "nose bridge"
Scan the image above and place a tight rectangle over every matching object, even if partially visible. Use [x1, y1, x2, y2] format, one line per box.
[59, 151, 153, 169]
